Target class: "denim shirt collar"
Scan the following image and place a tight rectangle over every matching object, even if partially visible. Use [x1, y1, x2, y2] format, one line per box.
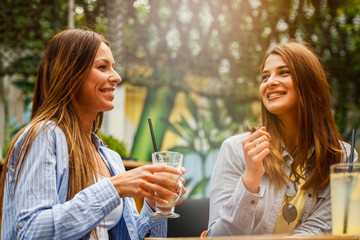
[91, 132, 105, 150]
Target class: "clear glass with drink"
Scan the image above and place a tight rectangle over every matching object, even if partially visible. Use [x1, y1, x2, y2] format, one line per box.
[330, 163, 360, 235]
[151, 151, 183, 218]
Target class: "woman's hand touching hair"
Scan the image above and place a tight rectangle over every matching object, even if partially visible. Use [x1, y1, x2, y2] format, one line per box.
[242, 127, 271, 193]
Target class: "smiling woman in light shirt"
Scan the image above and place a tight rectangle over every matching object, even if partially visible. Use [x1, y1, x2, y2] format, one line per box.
[0, 29, 186, 240]
[207, 41, 358, 237]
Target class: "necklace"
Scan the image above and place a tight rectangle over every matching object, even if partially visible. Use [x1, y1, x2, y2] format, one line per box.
[282, 176, 300, 225]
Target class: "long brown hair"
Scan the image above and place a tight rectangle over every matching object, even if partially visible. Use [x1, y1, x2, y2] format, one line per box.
[260, 41, 344, 190]
[0, 29, 108, 237]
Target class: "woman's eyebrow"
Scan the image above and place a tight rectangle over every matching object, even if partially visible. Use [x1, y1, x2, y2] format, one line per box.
[262, 65, 288, 74]
[94, 57, 116, 67]
[277, 65, 288, 69]
[94, 57, 110, 64]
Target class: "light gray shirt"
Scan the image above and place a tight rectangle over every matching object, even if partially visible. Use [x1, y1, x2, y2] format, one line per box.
[208, 132, 357, 237]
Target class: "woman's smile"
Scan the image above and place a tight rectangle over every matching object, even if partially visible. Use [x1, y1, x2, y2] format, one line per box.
[99, 87, 116, 99]
[267, 91, 286, 100]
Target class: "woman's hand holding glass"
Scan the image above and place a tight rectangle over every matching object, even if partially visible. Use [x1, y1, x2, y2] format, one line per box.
[242, 127, 271, 193]
[145, 167, 186, 212]
[109, 165, 186, 209]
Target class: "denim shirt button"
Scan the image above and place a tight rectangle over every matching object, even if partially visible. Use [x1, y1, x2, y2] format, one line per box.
[307, 193, 312, 198]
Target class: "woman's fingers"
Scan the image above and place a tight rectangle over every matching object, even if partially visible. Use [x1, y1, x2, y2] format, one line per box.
[175, 179, 187, 205]
[110, 165, 186, 204]
[244, 127, 271, 153]
[144, 182, 178, 203]
[148, 168, 183, 190]
[145, 168, 186, 205]
[252, 139, 270, 156]
[145, 164, 184, 175]
[242, 127, 271, 180]
[246, 127, 271, 144]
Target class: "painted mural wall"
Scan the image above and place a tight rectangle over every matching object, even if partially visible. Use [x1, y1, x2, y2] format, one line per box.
[102, 82, 251, 198]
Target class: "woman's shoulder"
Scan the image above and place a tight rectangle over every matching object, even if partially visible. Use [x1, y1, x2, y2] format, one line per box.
[36, 120, 64, 134]
[219, 132, 251, 153]
[340, 140, 352, 150]
[340, 140, 358, 161]
[223, 132, 251, 145]
[20, 120, 65, 141]
[12, 120, 67, 156]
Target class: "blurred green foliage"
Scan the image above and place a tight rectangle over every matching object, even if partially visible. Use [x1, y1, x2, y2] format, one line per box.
[98, 132, 130, 159]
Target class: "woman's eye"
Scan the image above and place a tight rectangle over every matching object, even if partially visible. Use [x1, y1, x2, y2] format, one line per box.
[261, 75, 269, 82]
[98, 65, 106, 70]
[280, 70, 290, 75]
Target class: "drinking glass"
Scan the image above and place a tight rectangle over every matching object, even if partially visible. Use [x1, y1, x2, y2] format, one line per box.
[330, 163, 360, 235]
[151, 151, 183, 218]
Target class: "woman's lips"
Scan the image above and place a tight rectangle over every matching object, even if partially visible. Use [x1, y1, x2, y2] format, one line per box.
[269, 93, 282, 98]
[100, 88, 115, 98]
[267, 92, 286, 99]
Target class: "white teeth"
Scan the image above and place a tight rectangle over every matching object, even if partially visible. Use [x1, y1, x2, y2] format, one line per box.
[269, 93, 282, 98]
[101, 89, 113, 93]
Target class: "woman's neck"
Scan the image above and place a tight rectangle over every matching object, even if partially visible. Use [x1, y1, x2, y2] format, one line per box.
[284, 127, 298, 153]
[278, 113, 299, 153]
[76, 112, 96, 137]
[72, 107, 97, 137]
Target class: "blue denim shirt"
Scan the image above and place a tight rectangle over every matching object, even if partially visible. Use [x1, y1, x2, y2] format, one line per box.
[1, 121, 167, 239]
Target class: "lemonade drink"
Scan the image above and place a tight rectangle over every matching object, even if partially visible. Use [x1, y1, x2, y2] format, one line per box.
[330, 164, 360, 235]
[151, 151, 183, 218]
[154, 172, 180, 209]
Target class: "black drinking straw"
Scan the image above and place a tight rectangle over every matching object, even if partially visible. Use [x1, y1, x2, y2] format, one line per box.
[148, 118, 158, 152]
[343, 128, 356, 234]
[349, 129, 356, 167]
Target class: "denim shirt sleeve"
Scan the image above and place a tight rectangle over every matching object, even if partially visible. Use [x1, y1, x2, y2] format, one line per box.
[139, 201, 167, 238]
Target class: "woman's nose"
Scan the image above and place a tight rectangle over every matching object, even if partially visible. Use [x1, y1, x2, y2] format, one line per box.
[109, 70, 122, 85]
[266, 75, 280, 87]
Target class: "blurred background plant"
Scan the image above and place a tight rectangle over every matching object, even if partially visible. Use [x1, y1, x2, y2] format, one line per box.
[98, 132, 130, 159]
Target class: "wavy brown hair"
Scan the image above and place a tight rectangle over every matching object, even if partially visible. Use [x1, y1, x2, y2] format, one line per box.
[260, 41, 344, 190]
[0, 29, 108, 238]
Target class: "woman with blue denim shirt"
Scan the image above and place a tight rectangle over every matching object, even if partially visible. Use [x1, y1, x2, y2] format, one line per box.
[208, 41, 358, 236]
[0, 29, 185, 240]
